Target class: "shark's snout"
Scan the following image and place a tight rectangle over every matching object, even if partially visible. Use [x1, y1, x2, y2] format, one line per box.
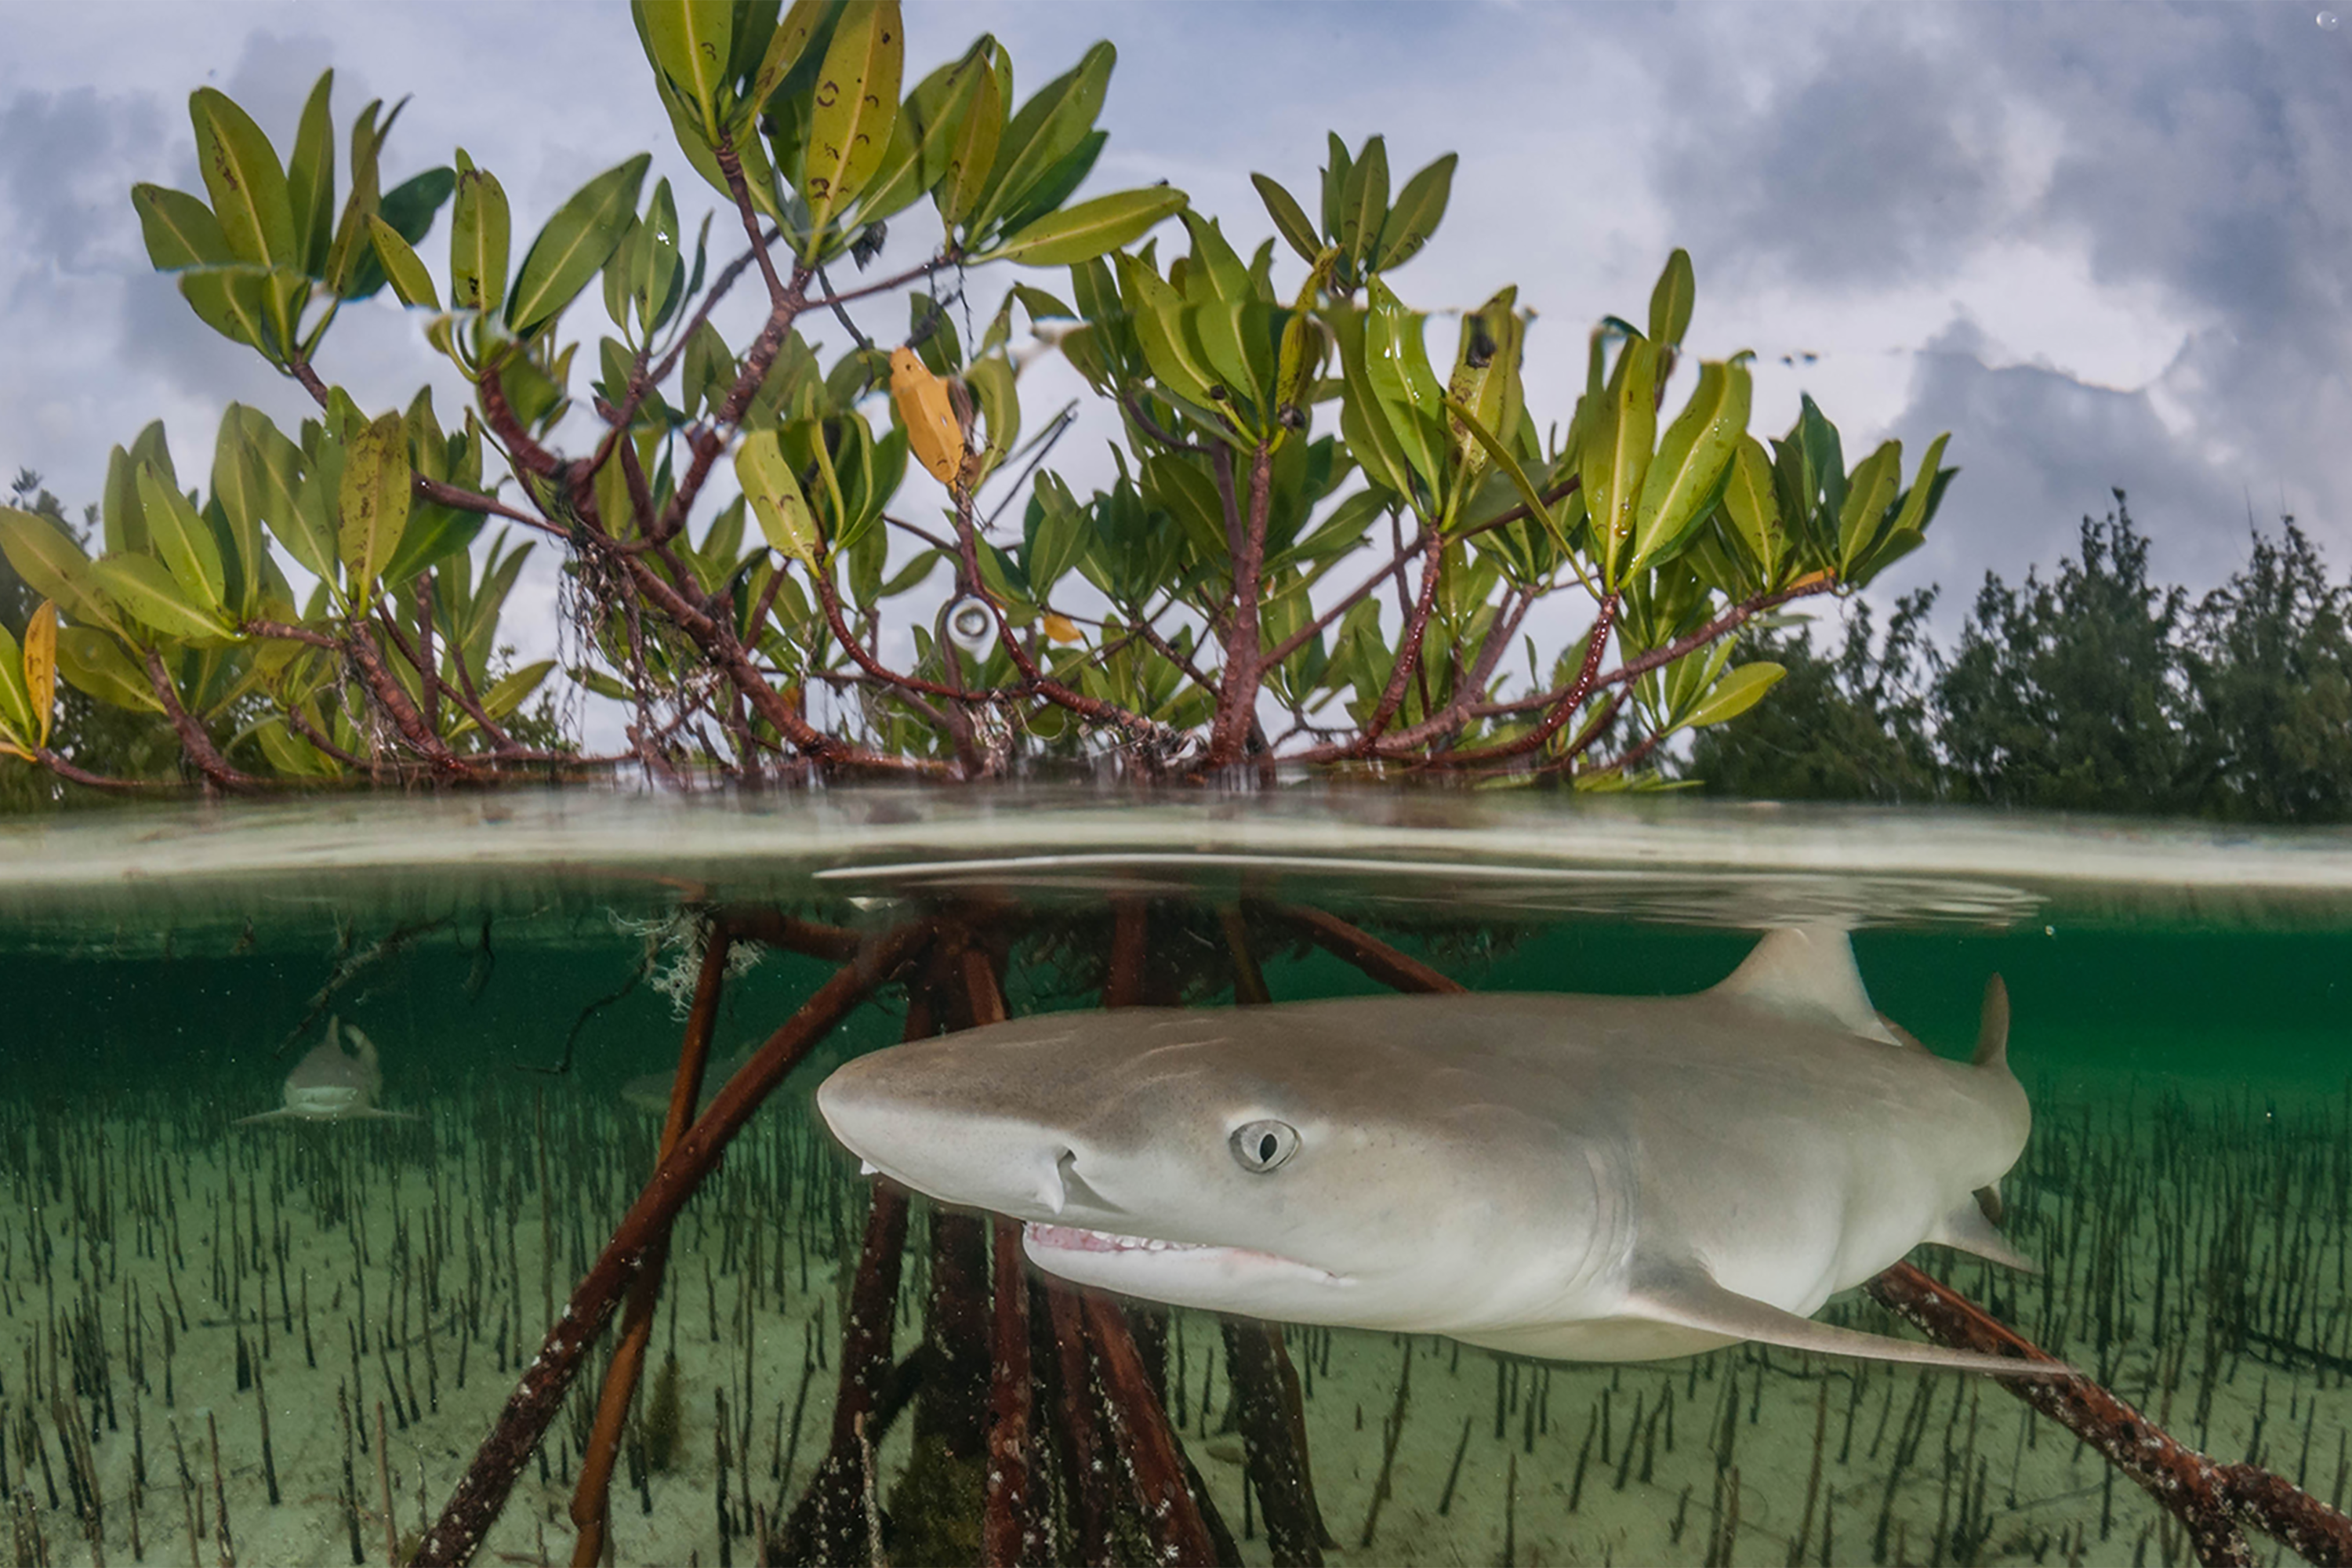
[815, 1054, 1089, 1221]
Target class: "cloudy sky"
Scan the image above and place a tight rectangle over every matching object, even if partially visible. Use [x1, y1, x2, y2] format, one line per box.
[4, 0, 2347, 669]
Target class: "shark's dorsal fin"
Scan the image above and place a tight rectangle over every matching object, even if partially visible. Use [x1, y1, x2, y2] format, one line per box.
[1711, 927, 1898, 1045]
[1623, 1261, 2067, 1377]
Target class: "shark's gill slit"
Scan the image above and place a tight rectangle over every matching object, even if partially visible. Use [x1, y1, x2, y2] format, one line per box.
[1044, 1147, 1076, 1214]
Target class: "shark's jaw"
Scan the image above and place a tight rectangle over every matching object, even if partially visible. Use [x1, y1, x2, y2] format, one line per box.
[1021, 1221, 1348, 1305]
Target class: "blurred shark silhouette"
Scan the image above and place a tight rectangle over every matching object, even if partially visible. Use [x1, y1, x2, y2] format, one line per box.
[239, 1018, 415, 1125]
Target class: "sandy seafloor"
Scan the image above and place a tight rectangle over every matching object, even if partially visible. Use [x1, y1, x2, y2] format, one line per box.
[0, 1062, 2339, 1568]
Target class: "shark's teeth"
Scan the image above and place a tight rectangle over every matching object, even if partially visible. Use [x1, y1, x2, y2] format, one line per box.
[1025, 1222, 1207, 1255]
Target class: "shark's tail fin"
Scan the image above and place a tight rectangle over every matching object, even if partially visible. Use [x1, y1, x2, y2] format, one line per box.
[1973, 975, 2010, 1069]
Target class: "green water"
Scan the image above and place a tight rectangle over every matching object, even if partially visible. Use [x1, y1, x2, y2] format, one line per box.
[0, 791, 2346, 1566]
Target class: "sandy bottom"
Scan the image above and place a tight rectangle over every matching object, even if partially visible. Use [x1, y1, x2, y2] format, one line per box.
[0, 1069, 2341, 1568]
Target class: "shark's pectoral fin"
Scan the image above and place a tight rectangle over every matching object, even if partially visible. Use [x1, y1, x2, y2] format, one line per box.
[1928, 1196, 2038, 1274]
[1623, 1261, 2067, 1378]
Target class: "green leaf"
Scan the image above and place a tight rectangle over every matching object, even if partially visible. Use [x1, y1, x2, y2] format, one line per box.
[1836, 439, 1904, 576]
[1022, 472, 1091, 595]
[970, 40, 1113, 241]
[0, 618, 29, 746]
[321, 98, 386, 296]
[1183, 300, 1263, 423]
[367, 215, 441, 309]
[1579, 336, 1659, 586]
[0, 506, 115, 633]
[635, 0, 734, 140]
[380, 506, 481, 586]
[234, 407, 330, 583]
[286, 71, 337, 277]
[210, 406, 268, 619]
[1848, 431, 1951, 586]
[1444, 285, 1524, 470]
[735, 429, 822, 565]
[1887, 432, 1951, 542]
[1334, 312, 1417, 505]
[103, 441, 149, 557]
[974, 186, 1186, 267]
[1718, 434, 1784, 585]
[339, 166, 455, 302]
[135, 463, 226, 612]
[1251, 172, 1321, 266]
[1337, 134, 1388, 278]
[90, 554, 237, 642]
[248, 717, 336, 777]
[851, 49, 969, 226]
[1445, 395, 1573, 557]
[54, 627, 165, 713]
[1632, 358, 1749, 573]
[1116, 253, 1219, 412]
[130, 184, 230, 270]
[505, 154, 652, 337]
[1795, 394, 1846, 534]
[1647, 249, 1695, 350]
[1318, 132, 1352, 249]
[1142, 453, 1227, 561]
[963, 355, 1020, 484]
[190, 87, 297, 269]
[1361, 278, 1448, 497]
[177, 266, 276, 358]
[1682, 661, 1785, 730]
[909, 43, 1001, 228]
[683, 318, 732, 420]
[473, 659, 557, 726]
[989, 129, 1105, 239]
[339, 412, 412, 601]
[1373, 151, 1454, 273]
[802, 0, 905, 242]
[744, 0, 832, 122]
[449, 151, 510, 315]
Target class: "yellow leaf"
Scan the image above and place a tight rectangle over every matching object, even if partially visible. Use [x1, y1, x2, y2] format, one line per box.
[0, 739, 31, 762]
[23, 601, 56, 747]
[890, 346, 965, 488]
[1041, 612, 1082, 645]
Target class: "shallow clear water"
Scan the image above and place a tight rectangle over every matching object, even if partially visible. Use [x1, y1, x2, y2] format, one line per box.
[0, 790, 2346, 1567]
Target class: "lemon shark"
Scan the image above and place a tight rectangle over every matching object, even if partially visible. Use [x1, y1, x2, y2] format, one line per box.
[816, 927, 2056, 1375]
[239, 1018, 415, 1124]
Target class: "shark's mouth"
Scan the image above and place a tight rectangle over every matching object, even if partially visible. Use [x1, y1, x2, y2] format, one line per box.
[1026, 1222, 1212, 1256]
[1024, 1222, 1341, 1283]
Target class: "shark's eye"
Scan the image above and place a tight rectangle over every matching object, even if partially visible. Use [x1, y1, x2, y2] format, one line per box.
[1230, 1120, 1299, 1173]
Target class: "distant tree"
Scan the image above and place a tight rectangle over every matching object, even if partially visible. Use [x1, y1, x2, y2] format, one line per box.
[1936, 494, 2190, 814]
[1687, 590, 1942, 803]
[2180, 521, 2352, 823]
[1679, 491, 2352, 825]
